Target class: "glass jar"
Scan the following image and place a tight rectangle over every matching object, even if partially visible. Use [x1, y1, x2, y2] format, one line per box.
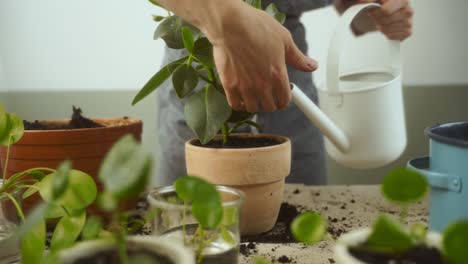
[0, 180, 22, 263]
[148, 185, 244, 264]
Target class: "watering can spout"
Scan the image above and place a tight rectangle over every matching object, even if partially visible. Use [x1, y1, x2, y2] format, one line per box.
[290, 83, 350, 153]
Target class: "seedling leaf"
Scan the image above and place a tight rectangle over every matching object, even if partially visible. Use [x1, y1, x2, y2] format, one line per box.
[366, 214, 415, 254]
[443, 220, 468, 264]
[50, 210, 86, 252]
[181, 26, 194, 53]
[291, 212, 327, 245]
[381, 167, 428, 204]
[172, 64, 198, 98]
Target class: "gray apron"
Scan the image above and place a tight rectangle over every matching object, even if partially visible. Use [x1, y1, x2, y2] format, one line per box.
[155, 0, 333, 187]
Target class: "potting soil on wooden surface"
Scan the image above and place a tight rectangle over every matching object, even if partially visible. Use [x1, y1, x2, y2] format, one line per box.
[238, 185, 428, 264]
[24, 107, 103, 130]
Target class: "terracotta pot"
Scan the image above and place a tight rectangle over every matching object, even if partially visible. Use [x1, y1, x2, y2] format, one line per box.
[185, 133, 291, 235]
[0, 118, 143, 216]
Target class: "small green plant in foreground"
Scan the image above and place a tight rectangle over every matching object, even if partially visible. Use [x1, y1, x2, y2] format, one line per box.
[290, 167, 468, 264]
[1, 104, 98, 263]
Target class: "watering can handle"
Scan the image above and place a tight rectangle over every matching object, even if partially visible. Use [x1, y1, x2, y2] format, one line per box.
[326, 3, 402, 96]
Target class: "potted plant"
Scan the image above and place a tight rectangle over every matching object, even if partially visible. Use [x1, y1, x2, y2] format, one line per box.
[0, 104, 99, 263]
[148, 176, 244, 264]
[40, 135, 194, 264]
[133, 0, 290, 235]
[0, 105, 143, 216]
[289, 167, 468, 264]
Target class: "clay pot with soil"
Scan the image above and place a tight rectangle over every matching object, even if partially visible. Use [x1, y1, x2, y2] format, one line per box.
[0, 107, 143, 215]
[185, 133, 291, 235]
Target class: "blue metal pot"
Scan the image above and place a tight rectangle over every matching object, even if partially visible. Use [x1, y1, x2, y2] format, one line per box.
[408, 122, 467, 231]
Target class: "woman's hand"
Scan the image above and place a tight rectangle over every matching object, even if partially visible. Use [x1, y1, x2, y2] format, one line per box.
[366, 0, 414, 41]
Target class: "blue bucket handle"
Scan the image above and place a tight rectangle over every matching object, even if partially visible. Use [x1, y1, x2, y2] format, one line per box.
[407, 156, 462, 193]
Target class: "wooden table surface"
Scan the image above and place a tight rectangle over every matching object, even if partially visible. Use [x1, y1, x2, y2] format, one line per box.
[240, 184, 428, 264]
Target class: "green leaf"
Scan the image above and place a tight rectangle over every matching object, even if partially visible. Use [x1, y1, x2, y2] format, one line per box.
[193, 38, 214, 68]
[221, 226, 236, 245]
[410, 223, 427, 242]
[291, 212, 327, 245]
[50, 210, 86, 252]
[0, 113, 25, 146]
[172, 64, 198, 98]
[0, 104, 7, 141]
[184, 86, 232, 144]
[245, 0, 262, 9]
[21, 219, 46, 264]
[18, 203, 48, 238]
[265, 3, 286, 24]
[443, 220, 468, 264]
[81, 216, 103, 241]
[152, 15, 165, 22]
[148, 0, 162, 7]
[39, 170, 97, 211]
[174, 176, 205, 202]
[132, 56, 188, 105]
[181, 26, 194, 53]
[154, 16, 198, 49]
[367, 214, 415, 254]
[52, 160, 71, 199]
[98, 135, 152, 199]
[192, 181, 223, 229]
[28, 170, 47, 181]
[381, 167, 428, 204]
[229, 120, 262, 134]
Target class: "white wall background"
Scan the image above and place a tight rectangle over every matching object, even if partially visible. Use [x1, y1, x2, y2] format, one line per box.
[0, 0, 467, 91]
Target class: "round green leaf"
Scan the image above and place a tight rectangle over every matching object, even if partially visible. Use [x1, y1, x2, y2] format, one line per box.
[81, 216, 103, 241]
[50, 210, 86, 252]
[367, 214, 415, 254]
[443, 220, 468, 264]
[184, 86, 232, 144]
[174, 176, 205, 202]
[0, 113, 24, 146]
[21, 219, 46, 264]
[172, 64, 198, 98]
[98, 134, 152, 199]
[39, 170, 97, 211]
[192, 181, 223, 229]
[291, 212, 327, 245]
[381, 167, 428, 204]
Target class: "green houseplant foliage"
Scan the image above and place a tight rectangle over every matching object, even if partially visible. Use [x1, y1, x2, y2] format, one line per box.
[132, 0, 284, 144]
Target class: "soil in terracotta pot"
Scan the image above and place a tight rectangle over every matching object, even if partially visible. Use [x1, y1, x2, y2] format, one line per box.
[69, 247, 174, 264]
[192, 136, 282, 149]
[23, 107, 103, 130]
[349, 245, 448, 264]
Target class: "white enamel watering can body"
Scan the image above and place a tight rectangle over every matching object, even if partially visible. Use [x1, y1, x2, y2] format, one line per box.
[291, 3, 407, 169]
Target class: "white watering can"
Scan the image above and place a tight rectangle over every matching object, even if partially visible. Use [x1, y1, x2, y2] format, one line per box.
[291, 3, 407, 169]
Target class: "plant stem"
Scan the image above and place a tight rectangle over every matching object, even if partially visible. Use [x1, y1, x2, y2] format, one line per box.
[187, 55, 194, 67]
[2, 136, 11, 183]
[222, 123, 229, 145]
[4, 192, 25, 221]
[182, 200, 187, 244]
[196, 228, 205, 264]
[197, 73, 216, 86]
[400, 204, 409, 224]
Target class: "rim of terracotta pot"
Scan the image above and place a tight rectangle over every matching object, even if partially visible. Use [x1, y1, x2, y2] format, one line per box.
[15, 118, 142, 145]
[186, 133, 290, 152]
[334, 228, 442, 264]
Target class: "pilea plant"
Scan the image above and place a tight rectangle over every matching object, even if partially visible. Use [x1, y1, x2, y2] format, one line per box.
[132, 0, 285, 144]
[290, 167, 468, 264]
[172, 176, 238, 264]
[0, 104, 98, 263]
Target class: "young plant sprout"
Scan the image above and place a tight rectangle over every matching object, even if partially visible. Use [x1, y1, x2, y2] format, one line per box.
[132, 0, 285, 145]
[0, 104, 98, 263]
[290, 167, 468, 264]
[173, 176, 237, 264]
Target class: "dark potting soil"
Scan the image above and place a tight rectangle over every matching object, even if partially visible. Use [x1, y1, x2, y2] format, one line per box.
[192, 136, 282, 149]
[23, 106, 103, 130]
[69, 246, 174, 264]
[241, 202, 301, 244]
[349, 245, 448, 264]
